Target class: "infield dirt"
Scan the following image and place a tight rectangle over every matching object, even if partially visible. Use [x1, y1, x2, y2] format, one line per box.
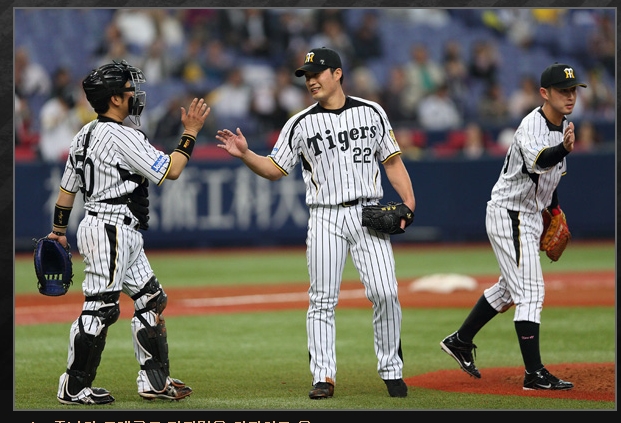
[15, 270, 615, 402]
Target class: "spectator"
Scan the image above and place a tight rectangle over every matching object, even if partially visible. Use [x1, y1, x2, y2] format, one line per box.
[138, 37, 174, 84]
[587, 12, 615, 78]
[94, 33, 140, 69]
[15, 94, 40, 148]
[578, 67, 615, 120]
[347, 66, 382, 104]
[151, 94, 193, 151]
[216, 9, 247, 51]
[381, 65, 411, 124]
[250, 65, 306, 134]
[38, 86, 81, 162]
[350, 11, 384, 67]
[50, 67, 74, 100]
[173, 36, 206, 85]
[206, 67, 253, 132]
[393, 127, 425, 160]
[495, 126, 516, 154]
[432, 121, 492, 159]
[270, 10, 315, 58]
[150, 9, 185, 50]
[460, 122, 489, 159]
[202, 39, 236, 88]
[238, 9, 275, 58]
[417, 83, 462, 131]
[74, 89, 97, 126]
[14, 46, 52, 97]
[477, 81, 509, 126]
[308, 18, 355, 66]
[217, 9, 277, 59]
[468, 39, 500, 84]
[113, 9, 158, 53]
[442, 40, 469, 118]
[176, 8, 219, 42]
[482, 9, 535, 49]
[507, 74, 542, 121]
[574, 120, 600, 153]
[402, 43, 446, 120]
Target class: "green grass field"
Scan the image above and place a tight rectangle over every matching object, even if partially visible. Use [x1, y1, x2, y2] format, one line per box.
[13, 241, 615, 414]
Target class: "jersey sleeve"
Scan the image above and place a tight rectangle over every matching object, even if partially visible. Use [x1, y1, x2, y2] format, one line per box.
[117, 128, 171, 185]
[374, 102, 401, 162]
[60, 129, 86, 194]
[268, 114, 303, 175]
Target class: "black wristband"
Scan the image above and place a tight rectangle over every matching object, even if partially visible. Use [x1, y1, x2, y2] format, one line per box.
[52, 231, 66, 236]
[53, 204, 72, 228]
[174, 134, 196, 159]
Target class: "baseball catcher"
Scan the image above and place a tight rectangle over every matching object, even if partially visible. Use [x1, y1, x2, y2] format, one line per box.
[33, 236, 73, 296]
[362, 202, 414, 235]
[540, 205, 571, 262]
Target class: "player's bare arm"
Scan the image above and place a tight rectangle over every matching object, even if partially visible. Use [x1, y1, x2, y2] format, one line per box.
[167, 98, 211, 180]
[216, 128, 283, 181]
[383, 155, 416, 229]
[383, 155, 415, 211]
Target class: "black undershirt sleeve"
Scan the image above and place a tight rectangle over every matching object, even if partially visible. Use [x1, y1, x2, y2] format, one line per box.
[535, 143, 569, 168]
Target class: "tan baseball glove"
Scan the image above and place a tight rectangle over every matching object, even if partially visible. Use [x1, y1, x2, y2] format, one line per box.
[540, 206, 571, 262]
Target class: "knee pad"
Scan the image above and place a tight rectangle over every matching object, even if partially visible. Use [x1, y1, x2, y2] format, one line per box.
[133, 276, 168, 318]
[66, 291, 120, 394]
[132, 276, 170, 391]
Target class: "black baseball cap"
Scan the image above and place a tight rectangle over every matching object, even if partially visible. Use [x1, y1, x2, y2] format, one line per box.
[540, 63, 587, 89]
[295, 47, 342, 77]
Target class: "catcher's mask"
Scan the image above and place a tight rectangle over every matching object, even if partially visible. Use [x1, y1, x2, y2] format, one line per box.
[82, 59, 146, 126]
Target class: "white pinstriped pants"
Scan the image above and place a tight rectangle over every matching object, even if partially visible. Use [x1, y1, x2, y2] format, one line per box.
[306, 203, 403, 385]
[70, 214, 159, 392]
[484, 203, 545, 323]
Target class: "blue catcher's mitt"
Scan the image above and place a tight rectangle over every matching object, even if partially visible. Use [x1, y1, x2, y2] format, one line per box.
[33, 237, 74, 296]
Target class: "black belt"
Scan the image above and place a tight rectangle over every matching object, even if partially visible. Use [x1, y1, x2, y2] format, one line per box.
[341, 199, 360, 207]
[88, 211, 133, 226]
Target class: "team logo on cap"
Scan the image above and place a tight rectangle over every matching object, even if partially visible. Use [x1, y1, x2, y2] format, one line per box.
[563, 67, 575, 79]
[305, 52, 315, 64]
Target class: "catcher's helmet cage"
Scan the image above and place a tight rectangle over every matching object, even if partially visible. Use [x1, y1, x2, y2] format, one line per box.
[82, 59, 146, 126]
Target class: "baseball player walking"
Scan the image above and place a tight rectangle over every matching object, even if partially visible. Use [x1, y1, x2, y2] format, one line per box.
[216, 47, 415, 399]
[47, 60, 211, 404]
[440, 63, 587, 390]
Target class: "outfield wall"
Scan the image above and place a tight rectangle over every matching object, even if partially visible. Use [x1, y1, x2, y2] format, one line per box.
[14, 152, 615, 251]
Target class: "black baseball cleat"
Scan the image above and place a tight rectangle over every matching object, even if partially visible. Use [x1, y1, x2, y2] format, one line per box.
[58, 387, 115, 405]
[139, 378, 193, 400]
[309, 381, 334, 399]
[523, 367, 574, 390]
[384, 378, 408, 397]
[440, 331, 481, 378]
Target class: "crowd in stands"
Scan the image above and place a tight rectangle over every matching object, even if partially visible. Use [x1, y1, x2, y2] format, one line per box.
[14, 8, 616, 162]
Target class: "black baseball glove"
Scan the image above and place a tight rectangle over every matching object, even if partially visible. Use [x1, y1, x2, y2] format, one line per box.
[362, 202, 414, 235]
[33, 237, 74, 296]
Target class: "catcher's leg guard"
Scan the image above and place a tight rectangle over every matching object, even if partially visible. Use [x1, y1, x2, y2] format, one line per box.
[61, 292, 121, 396]
[132, 276, 172, 392]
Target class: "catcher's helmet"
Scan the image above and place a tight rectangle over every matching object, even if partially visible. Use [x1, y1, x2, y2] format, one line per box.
[82, 59, 146, 125]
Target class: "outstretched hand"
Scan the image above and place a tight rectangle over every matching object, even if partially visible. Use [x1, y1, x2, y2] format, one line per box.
[181, 98, 211, 137]
[563, 122, 575, 152]
[216, 128, 248, 158]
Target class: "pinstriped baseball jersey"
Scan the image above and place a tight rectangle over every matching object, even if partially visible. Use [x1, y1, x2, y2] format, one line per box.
[61, 117, 171, 219]
[489, 107, 567, 213]
[268, 96, 401, 206]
